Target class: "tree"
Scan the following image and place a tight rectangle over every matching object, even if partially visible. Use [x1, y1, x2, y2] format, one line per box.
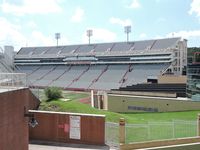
[44, 87, 62, 101]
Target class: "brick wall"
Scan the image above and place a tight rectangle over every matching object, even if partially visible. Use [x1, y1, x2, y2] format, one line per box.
[0, 88, 40, 150]
[29, 111, 105, 145]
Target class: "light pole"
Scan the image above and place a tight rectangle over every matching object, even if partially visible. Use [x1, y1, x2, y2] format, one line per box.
[55, 33, 60, 47]
[87, 29, 93, 44]
[124, 26, 131, 42]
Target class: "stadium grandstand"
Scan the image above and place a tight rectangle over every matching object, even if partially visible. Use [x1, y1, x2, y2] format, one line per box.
[0, 46, 14, 73]
[14, 37, 187, 91]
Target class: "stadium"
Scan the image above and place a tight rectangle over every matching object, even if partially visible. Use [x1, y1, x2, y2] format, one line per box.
[1, 36, 200, 150]
[1, 0, 200, 149]
[14, 37, 187, 91]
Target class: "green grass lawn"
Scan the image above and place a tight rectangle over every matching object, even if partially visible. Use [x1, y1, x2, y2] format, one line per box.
[38, 90, 200, 143]
[39, 98, 200, 123]
[38, 89, 90, 101]
[38, 90, 200, 123]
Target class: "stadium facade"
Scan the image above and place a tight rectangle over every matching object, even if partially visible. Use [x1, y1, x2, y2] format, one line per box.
[187, 48, 200, 100]
[14, 37, 187, 91]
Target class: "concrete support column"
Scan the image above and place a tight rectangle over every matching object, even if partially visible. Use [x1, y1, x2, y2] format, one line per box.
[91, 90, 94, 107]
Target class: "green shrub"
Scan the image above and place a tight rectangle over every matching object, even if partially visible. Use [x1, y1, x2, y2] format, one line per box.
[44, 87, 62, 101]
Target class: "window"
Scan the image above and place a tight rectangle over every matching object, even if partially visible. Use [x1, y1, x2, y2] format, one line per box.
[193, 52, 200, 64]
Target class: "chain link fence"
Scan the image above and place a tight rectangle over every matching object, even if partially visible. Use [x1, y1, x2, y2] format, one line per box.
[0, 73, 40, 98]
[0, 73, 27, 87]
[105, 122, 119, 149]
[105, 120, 197, 147]
[125, 120, 197, 143]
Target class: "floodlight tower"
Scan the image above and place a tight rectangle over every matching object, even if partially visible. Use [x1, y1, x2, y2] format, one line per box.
[87, 29, 93, 44]
[55, 33, 61, 46]
[124, 25, 131, 42]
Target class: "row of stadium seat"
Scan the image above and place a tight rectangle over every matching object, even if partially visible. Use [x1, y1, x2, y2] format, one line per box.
[16, 64, 169, 90]
[17, 38, 180, 56]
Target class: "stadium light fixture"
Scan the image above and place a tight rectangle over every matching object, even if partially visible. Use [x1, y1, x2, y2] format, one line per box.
[87, 29, 93, 44]
[55, 33, 61, 47]
[124, 26, 131, 42]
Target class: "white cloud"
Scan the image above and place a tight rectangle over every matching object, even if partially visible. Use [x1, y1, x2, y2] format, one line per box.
[0, 17, 69, 51]
[166, 30, 200, 39]
[27, 21, 37, 29]
[109, 17, 132, 26]
[189, 0, 200, 17]
[0, 17, 26, 51]
[82, 28, 116, 44]
[1, 0, 62, 15]
[71, 7, 85, 23]
[30, 31, 69, 46]
[128, 0, 141, 9]
[139, 33, 147, 39]
[154, 30, 200, 46]
[30, 31, 55, 46]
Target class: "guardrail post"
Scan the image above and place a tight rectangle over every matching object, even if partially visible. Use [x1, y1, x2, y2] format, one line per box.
[119, 118, 125, 144]
[198, 114, 200, 136]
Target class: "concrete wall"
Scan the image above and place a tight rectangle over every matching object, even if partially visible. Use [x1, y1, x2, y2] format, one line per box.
[29, 111, 105, 145]
[158, 75, 187, 84]
[107, 94, 200, 112]
[0, 88, 40, 150]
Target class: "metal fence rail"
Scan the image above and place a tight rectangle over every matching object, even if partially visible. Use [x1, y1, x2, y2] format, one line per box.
[125, 120, 197, 143]
[105, 122, 119, 149]
[0, 73, 40, 98]
[0, 73, 27, 87]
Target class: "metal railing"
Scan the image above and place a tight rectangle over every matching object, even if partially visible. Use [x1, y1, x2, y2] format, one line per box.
[105, 122, 119, 149]
[0, 73, 40, 99]
[125, 120, 197, 143]
[0, 73, 27, 87]
[106, 119, 199, 149]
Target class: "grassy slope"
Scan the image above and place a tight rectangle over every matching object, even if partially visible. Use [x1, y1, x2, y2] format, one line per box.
[39, 99, 200, 123]
[39, 91, 200, 142]
[39, 100, 126, 123]
[39, 90, 200, 123]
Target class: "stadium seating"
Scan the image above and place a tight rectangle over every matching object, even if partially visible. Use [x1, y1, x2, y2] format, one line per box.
[15, 37, 180, 57]
[16, 64, 167, 90]
[117, 83, 186, 97]
[34, 65, 69, 87]
[121, 64, 169, 87]
[0, 62, 10, 72]
[49, 65, 89, 88]
[71, 65, 107, 89]
[16, 65, 41, 75]
[14, 37, 186, 91]
[28, 65, 55, 83]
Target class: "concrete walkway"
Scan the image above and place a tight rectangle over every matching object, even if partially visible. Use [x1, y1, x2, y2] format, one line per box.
[29, 143, 111, 150]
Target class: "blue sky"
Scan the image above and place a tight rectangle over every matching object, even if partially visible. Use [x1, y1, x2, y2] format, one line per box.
[0, 0, 200, 51]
